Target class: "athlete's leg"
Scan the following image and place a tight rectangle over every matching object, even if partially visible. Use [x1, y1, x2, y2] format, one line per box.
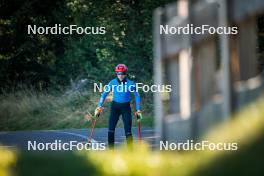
[121, 104, 133, 146]
[108, 102, 120, 148]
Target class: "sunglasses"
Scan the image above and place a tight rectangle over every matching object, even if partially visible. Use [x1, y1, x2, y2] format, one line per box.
[116, 72, 126, 75]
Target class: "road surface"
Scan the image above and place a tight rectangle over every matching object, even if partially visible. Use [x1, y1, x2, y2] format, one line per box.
[0, 127, 158, 150]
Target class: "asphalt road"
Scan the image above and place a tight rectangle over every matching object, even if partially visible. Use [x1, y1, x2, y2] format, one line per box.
[0, 127, 157, 150]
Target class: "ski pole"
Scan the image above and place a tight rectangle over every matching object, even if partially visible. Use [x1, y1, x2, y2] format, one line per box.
[88, 119, 97, 143]
[87, 112, 100, 143]
[136, 113, 142, 143]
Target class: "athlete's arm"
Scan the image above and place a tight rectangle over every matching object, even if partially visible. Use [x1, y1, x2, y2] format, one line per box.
[131, 82, 140, 111]
[98, 80, 113, 107]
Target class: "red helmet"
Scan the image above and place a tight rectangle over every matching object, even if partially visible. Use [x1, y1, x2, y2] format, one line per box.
[115, 64, 128, 73]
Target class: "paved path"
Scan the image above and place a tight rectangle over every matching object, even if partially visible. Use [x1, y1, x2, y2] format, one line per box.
[0, 127, 158, 150]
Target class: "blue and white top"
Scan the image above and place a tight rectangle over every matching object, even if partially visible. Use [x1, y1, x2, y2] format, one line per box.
[98, 78, 140, 110]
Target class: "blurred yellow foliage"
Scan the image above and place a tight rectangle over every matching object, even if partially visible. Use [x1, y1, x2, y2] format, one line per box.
[0, 147, 16, 176]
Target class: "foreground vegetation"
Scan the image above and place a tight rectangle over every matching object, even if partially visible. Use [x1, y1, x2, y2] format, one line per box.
[1, 94, 264, 176]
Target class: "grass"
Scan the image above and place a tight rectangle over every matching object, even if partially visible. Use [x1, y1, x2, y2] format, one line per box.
[1, 95, 264, 176]
[0, 88, 154, 131]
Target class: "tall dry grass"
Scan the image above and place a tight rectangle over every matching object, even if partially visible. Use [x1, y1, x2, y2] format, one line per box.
[0, 88, 99, 130]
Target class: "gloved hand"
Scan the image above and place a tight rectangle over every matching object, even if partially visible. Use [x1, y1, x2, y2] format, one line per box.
[94, 107, 104, 117]
[134, 110, 143, 121]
